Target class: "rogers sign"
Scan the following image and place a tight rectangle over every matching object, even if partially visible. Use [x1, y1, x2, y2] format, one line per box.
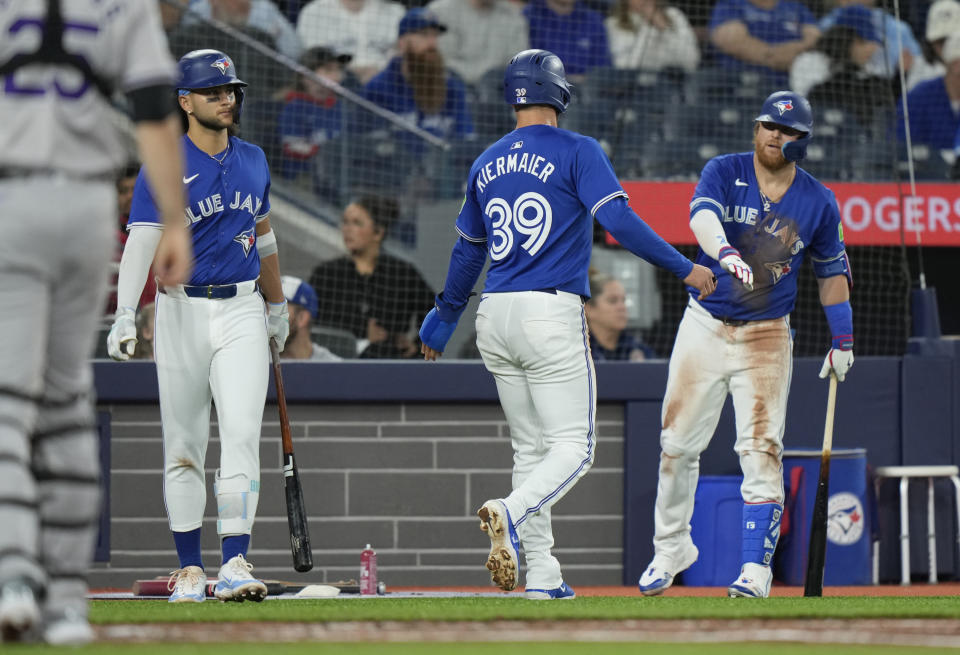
[620, 181, 960, 246]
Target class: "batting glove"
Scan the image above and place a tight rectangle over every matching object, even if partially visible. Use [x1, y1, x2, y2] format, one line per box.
[718, 246, 754, 291]
[419, 293, 468, 353]
[267, 301, 290, 353]
[107, 307, 138, 361]
[819, 348, 854, 382]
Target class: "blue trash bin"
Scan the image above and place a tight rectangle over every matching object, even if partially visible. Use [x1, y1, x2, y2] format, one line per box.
[777, 448, 871, 585]
[684, 475, 743, 586]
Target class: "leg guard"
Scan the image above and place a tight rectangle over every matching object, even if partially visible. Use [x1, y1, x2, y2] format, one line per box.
[742, 502, 783, 566]
[32, 398, 101, 620]
[214, 470, 259, 537]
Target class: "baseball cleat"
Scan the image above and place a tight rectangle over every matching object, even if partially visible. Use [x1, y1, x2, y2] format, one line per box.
[525, 581, 576, 600]
[728, 562, 773, 598]
[167, 566, 207, 603]
[478, 499, 520, 591]
[43, 609, 94, 646]
[0, 581, 40, 643]
[638, 542, 699, 596]
[214, 554, 268, 602]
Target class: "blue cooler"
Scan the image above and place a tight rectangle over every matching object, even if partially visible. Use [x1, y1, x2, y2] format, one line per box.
[777, 448, 871, 585]
[684, 475, 743, 586]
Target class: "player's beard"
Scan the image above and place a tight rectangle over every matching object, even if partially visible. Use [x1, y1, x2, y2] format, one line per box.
[194, 111, 233, 133]
[754, 136, 792, 172]
[406, 49, 447, 114]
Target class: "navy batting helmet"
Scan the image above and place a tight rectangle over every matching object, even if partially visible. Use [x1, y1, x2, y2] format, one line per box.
[177, 49, 247, 124]
[755, 91, 813, 162]
[503, 49, 572, 114]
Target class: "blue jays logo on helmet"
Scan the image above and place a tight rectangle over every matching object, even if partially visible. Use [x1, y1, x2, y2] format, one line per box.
[212, 57, 230, 75]
[773, 99, 793, 115]
[503, 49, 572, 113]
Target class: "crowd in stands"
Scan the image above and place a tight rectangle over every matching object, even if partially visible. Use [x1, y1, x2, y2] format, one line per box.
[161, 0, 959, 190]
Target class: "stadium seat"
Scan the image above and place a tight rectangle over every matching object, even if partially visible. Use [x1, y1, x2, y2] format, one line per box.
[310, 325, 359, 359]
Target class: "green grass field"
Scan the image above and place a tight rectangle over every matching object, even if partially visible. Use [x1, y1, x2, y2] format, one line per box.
[5, 597, 957, 654]
[88, 596, 960, 623]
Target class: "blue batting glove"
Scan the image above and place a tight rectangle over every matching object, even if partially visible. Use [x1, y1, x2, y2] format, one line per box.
[419, 307, 459, 353]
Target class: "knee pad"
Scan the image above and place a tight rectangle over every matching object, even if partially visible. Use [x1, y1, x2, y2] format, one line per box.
[742, 502, 783, 566]
[214, 470, 260, 536]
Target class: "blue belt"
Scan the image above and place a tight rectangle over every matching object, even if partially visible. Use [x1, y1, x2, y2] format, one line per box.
[534, 288, 588, 303]
[162, 284, 240, 299]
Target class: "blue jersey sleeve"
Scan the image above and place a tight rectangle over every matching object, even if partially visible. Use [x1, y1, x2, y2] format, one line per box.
[127, 168, 162, 229]
[796, 1, 816, 26]
[709, 0, 741, 29]
[689, 157, 729, 220]
[574, 137, 628, 216]
[807, 191, 851, 284]
[455, 187, 486, 242]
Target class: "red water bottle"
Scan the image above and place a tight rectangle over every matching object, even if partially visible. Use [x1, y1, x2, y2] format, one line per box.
[360, 544, 377, 595]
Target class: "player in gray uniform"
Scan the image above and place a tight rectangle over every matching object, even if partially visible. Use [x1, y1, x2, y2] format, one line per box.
[0, 0, 192, 645]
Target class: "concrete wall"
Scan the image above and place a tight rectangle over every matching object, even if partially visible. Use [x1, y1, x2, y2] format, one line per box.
[93, 398, 625, 590]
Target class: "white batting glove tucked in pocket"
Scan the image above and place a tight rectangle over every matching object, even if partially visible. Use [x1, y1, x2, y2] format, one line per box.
[107, 307, 138, 361]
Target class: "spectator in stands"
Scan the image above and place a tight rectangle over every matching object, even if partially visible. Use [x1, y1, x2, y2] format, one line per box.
[296, 0, 405, 83]
[790, 8, 891, 125]
[362, 7, 475, 181]
[276, 46, 354, 199]
[906, 0, 960, 90]
[605, 0, 699, 73]
[585, 271, 656, 361]
[106, 163, 156, 315]
[427, 0, 530, 86]
[819, 0, 921, 81]
[898, 32, 960, 150]
[182, 0, 303, 60]
[167, 4, 292, 101]
[159, 0, 188, 35]
[524, 0, 612, 79]
[709, 0, 820, 86]
[279, 275, 342, 360]
[308, 195, 435, 359]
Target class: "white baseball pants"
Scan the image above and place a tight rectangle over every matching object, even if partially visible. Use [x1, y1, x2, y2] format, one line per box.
[154, 286, 268, 535]
[475, 290, 596, 589]
[652, 299, 792, 560]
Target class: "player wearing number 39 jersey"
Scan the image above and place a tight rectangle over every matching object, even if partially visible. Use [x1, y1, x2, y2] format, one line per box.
[638, 91, 854, 600]
[419, 50, 716, 599]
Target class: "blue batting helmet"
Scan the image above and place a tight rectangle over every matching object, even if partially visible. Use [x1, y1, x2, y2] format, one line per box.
[177, 49, 247, 124]
[503, 49, 572, 113]
[755, 91, 813, 162]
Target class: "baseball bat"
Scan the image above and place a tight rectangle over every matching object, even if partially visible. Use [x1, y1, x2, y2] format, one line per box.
[803, 372, 838, 597]
[271, 340, 314, 573]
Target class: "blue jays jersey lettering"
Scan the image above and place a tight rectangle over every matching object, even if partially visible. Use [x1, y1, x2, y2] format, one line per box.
[128, 134, 271, 286]
[689, 152, 845, 320]
[455, 124, 626, 297]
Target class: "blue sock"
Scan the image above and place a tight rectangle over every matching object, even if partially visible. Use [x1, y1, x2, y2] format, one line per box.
[172, 529, 203, 570]
[221, 534, 250, 564]
[742, 502, 783, 566]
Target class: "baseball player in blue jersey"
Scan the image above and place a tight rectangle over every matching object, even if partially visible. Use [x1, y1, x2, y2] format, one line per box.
[638, 91, 855, 599]
[419, 49, 716, 599]
[107, 49, 289, 604]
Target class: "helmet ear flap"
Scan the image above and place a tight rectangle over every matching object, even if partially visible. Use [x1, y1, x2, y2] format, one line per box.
[782, 133, 810, 162]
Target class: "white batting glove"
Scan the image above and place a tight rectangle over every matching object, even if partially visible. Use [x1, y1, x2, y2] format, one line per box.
[107, 307, 138, 361]
[819, 348, 854, 382]
[718, 246, 754, 291]
[267, 301, 290, 353]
